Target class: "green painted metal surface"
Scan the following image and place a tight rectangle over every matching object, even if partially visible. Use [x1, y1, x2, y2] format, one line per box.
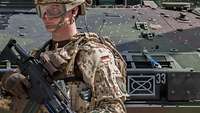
[1, 1, 200, 113]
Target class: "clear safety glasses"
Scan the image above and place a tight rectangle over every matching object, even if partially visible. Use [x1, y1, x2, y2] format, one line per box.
[36, 4, 66, 18]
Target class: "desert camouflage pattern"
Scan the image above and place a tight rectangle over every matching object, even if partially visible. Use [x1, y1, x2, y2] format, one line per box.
[76, 37, 127, 113]
[35, 0, 85, 5]
[1, 72, 31, 113]
[35, 0, 91, 16]
[35, 0, 85, 15]
[41, 32, 127, 112]
[2, 32, 127, 113]
[10, 98, 28, 113]
[35, 0, 92, 6]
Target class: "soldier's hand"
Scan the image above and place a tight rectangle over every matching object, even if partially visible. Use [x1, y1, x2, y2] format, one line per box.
[1, 72, 30, 99]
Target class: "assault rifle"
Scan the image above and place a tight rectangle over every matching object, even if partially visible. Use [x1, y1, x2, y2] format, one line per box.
[0, 39, 74, 113]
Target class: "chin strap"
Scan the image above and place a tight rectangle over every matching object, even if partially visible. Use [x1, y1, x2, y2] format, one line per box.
[52, 14, 66, 33]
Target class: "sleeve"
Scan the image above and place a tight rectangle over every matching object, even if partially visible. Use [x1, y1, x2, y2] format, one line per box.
[1, 72, 29, 99]
[76, 42, 125, 99]
[76, 44, 102, 87]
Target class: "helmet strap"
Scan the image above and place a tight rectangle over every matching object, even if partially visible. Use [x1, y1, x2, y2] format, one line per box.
[70, 16, 75, 24]
[52, 14, 66, 33]
[52, 13, 75, 33]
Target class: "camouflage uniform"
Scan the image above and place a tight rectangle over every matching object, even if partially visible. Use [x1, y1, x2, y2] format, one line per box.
[1, 72, 30, 113]
[41, 32, 127, 113]
[1, 0, 127, 112]
[1, 33, 127, 113]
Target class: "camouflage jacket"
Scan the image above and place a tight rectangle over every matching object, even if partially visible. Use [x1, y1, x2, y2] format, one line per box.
[1, 32, 127, 113]
[40, 32, 127, 113]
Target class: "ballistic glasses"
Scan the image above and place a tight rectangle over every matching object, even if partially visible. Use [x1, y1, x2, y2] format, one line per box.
[36, 4, 66, 18]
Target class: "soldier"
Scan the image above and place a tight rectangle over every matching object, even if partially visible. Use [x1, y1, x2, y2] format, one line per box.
[1, 0, 127, 113]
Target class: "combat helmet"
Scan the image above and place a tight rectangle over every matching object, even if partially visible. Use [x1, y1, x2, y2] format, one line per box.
[34, 0, 92, 18]
[34, 0, 92, 32]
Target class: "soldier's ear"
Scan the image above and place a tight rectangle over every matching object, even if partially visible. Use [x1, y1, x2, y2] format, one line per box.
[72, 7, 79, 17]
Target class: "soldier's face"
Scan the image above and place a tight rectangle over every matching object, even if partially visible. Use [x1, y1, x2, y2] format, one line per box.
[39, 3, 74, 32]
[42, 11, 65, 32]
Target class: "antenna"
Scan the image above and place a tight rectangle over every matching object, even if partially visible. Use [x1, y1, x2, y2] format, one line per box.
[84, 14, 90, 33]
[98, 19, 106, 36]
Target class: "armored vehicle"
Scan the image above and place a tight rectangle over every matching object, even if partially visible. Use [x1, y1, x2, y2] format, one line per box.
[1, 0, 200, 113]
